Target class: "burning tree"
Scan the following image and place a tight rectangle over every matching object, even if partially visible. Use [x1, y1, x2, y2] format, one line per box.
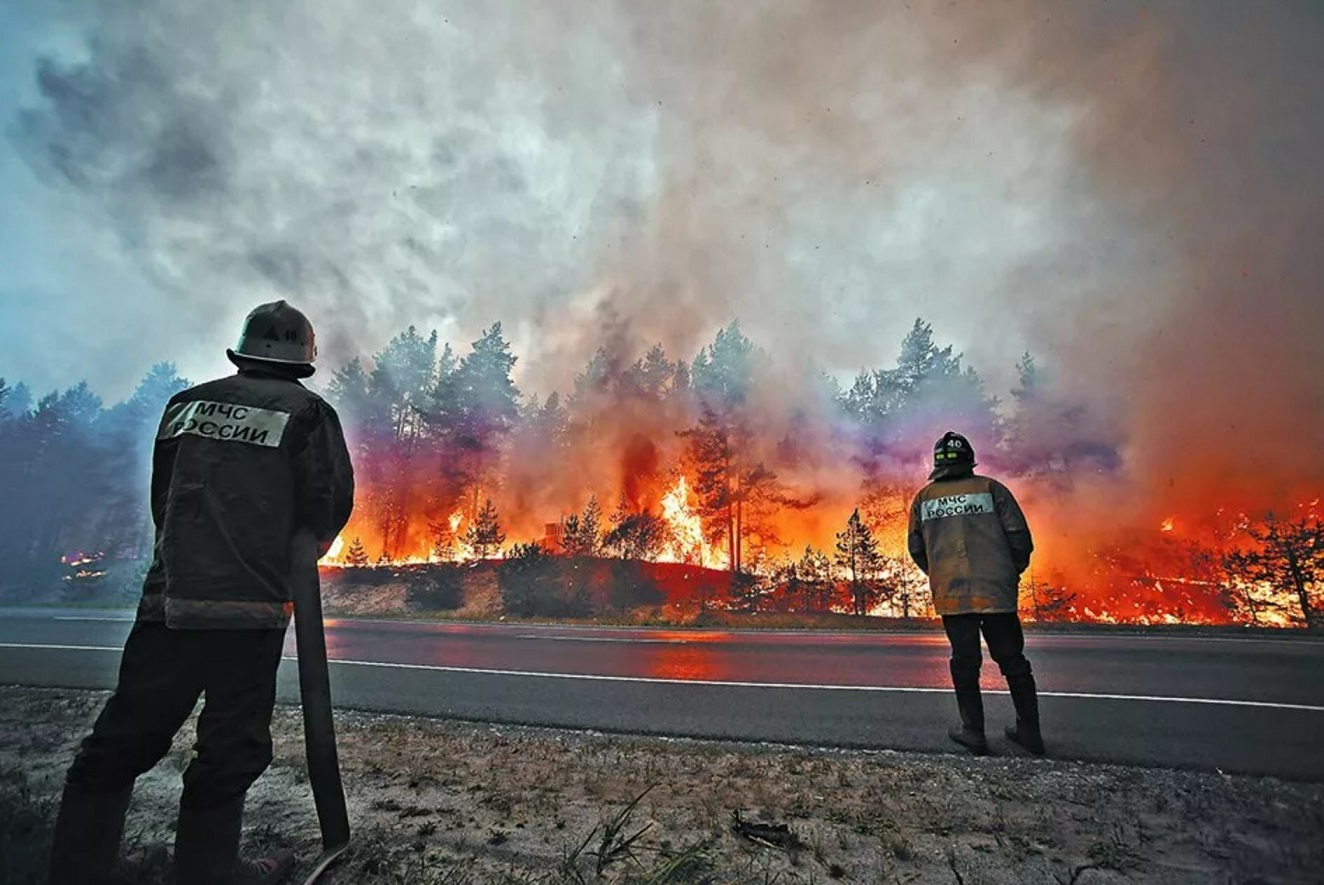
[1225, 510, 1324, 631]
[604, 501, 669, 561]
[1020, 575, 1077, 622]
[834, 509, 883, 616]
[684, 322, 783, 574]
[875, 554, 928, 618]
[464, 498, 506, 559]
[789, 546, 835, 613]
[344, 537, 370, 567]
[368, 326, 439, 558]
[561, 495, 604, 556]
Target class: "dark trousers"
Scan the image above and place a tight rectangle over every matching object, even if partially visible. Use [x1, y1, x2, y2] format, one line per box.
[941, 612, 1033, 693]
[66, 620, 286, 810]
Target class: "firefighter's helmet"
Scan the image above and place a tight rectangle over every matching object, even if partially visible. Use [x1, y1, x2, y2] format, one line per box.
[226, 300, 317, 377]
[931, 431, 976, 477]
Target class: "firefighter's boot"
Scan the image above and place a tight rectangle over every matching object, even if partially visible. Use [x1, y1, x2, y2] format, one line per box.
[47, 783, 133, 885]
[174, 796, 295, 885]
[947, 689, 988, 755]
[1004, 672, 1046, 755]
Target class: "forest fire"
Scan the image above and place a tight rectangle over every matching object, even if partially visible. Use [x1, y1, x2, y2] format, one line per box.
[307, 317, 1322, 629]
[59, 551, 108, 584]
[4, 319, 1318, 629]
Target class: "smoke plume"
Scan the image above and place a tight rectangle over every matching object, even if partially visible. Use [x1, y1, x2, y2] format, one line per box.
[4, 0, 1322, 548]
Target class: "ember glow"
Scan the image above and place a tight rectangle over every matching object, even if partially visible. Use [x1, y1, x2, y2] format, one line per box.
[60, 551, 108, 583]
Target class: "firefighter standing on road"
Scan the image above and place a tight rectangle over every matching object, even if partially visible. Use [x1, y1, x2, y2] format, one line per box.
[48, 301, 355, 885]
[907, 431, 1044, 756]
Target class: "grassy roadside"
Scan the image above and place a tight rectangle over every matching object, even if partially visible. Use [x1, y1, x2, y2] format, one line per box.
[3, 686, 1322, 884]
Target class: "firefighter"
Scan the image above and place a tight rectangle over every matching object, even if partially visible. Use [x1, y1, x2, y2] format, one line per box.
[907, 431, 1044, 756]
[48, 301, 355, 885]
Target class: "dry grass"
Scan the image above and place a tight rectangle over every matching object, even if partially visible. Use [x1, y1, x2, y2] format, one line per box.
[3, 686, 1322, 884]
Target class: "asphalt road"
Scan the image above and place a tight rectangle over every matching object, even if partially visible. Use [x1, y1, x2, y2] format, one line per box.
[2, 609, 1322, 780]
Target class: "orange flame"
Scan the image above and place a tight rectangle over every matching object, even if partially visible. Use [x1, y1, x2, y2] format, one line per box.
[658, 476, 726, 569]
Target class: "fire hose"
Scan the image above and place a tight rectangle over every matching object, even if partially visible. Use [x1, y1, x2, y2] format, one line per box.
[291, 530, 351, 884]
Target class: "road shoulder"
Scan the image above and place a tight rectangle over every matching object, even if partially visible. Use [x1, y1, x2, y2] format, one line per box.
[3, 685, 1321, 884]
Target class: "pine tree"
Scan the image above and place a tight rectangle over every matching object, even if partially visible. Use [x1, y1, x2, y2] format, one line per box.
[92, 363, 190, 559]
[1019, 575, 1077, 622]
[370, 326, 439, 442]
[1011, 352, 1039, 406]
[465, 498, 506, 559]
[876, 554, 928, 618]
[432, 324, 522, 518]
[682, 323, 782, 574]
[795, 546, 835, 612]
[561, 496, 605, 556]
[621, 344, 677, 402]
[1225, 510, 1324, 631]
[3, 382, 31, 418]
[603, 509, 669, 561]
[327, 357, 378, 438]
[580, 495, 603, 555]
[843, 319, 999, 482]
[344, 537, 369, 567]
[560, 514, 582, 555]
[835, 509, 882, 616]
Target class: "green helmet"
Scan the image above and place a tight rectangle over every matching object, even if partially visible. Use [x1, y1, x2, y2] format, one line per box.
[930, 430, 976, 478]
[226, 300, 317, 377]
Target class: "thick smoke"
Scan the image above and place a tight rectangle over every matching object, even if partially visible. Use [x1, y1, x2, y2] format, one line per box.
[5, 0, 1323, 535]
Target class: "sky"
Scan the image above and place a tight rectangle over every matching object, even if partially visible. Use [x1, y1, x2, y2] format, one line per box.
[1, 0, 1322, 507]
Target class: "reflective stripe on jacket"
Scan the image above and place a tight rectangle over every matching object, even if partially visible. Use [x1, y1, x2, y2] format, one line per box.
[136, 369, 354, 630]
[906, 473, 1033, 616]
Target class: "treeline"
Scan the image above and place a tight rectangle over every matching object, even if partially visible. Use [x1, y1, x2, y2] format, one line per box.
[322, 317, 1103, 569]
[3, 317, 1317, 629]
[0, 366, 189, 590]
[0, 316, 1047, 592]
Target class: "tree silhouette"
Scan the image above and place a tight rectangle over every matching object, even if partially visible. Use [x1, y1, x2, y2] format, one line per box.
[562, 495, 604, 556]
[1019, 575, 1077, 623]
[683, 322, 782, 574]
[345, 537, 370, 567]
[1225, 511, 1324, 630]
[842, 319, 998, 493]
[603, 508, 669, 561]
[464, 498, 506, 559]
[834, 509, 882, 616]
[793, 546, 835, 613]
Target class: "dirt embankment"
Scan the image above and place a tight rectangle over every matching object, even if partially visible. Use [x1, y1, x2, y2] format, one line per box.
[3, 686, 1321, 884]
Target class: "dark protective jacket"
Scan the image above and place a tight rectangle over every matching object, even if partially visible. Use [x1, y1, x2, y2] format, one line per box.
[907, 471, 1033, 616]
[136, 369, 355, 629]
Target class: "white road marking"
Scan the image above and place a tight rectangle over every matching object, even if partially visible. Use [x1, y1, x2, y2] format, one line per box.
[0, 642, 124, 652]
[324, 658, 1324, 713]
[5, 642, 1324, 714]
[53, 616, 134, 622]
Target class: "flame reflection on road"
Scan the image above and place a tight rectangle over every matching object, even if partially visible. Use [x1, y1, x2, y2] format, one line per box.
[640, 642, 733, 681]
